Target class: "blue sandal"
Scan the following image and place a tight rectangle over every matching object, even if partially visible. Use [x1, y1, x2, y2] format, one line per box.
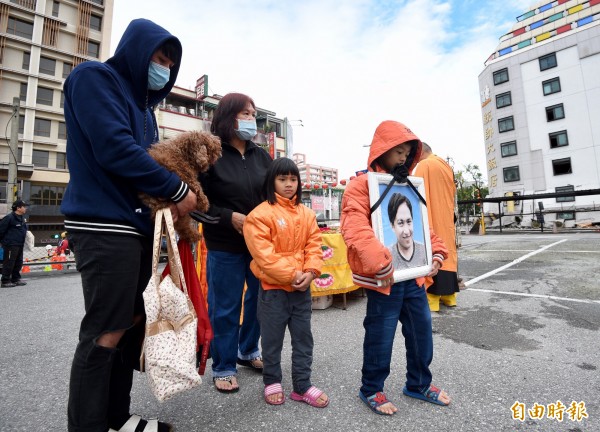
[402, 385, 449, 406]
[358, 391, 396, 415]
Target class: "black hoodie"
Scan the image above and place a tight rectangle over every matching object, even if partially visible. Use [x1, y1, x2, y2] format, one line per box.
[61, 19, 187, 237]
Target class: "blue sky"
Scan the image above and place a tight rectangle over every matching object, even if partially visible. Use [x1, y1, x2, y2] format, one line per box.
[112, 0, 526, 181]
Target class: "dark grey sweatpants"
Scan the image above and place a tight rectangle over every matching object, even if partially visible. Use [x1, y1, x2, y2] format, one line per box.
[257, 285, 313, 394]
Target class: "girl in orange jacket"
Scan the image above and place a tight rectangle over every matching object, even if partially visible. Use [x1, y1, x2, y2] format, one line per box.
[244, 157, 329, 408]
[341, 120, 451, 415]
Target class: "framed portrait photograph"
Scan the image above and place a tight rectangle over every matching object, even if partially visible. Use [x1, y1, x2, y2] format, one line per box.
[368, 172, 432, 283]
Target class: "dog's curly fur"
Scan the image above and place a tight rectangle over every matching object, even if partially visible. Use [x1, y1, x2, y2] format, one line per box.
[140, 130, 222, 243]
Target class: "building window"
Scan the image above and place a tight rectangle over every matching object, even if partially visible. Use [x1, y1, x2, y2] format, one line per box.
[18, 115, 25, 134]
[556, 185, 575, 203]
[60, 91, 65, 108]
[493, 68, 509, 85]
[90, 15, 102, 31]
[56, 152, 67, 169]
[549, 130, 568, 148]
[9, 0, 35, 7]
[89, 0, 104, 4]
[546, 104, 564, 122]
[32, 150, 50, 167]
[539, 53, 557, 71]
[556, 211, 575, 220]
[52, 1, 60, 17]
[501, 141, 517, 157]
[552, 158, 572, 175]
[496, 92, 512, 109]
[503, 166, 520, 182]
[39, 56, 57, 76]
[62, 62, 73, 78]
[88, 41, 100, 58]
[22, 52, 30, 70]
[543, 77, 561, 96]
[34, 118, 51, 137]
[7, 17, 34, 39]
[36, 87, 54, 106]
[30, 184, 66, 206]
[498, 116, 514, 133]
[58, 122, 67, 140]
[19, 82, 27, 102]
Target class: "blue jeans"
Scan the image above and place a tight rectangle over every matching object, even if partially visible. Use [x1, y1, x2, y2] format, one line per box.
[207, 250, 261, 377]
[360, 279, 433, 397]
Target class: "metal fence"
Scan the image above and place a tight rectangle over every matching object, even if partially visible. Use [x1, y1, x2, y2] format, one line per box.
[18, 245, 76, 274]
[458, 188, 600, 233]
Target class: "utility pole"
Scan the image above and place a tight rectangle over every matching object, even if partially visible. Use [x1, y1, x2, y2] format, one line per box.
[7, 97, 20, 210]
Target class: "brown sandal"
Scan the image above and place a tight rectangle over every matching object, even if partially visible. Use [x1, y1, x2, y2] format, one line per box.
[237, 356, 263, 372]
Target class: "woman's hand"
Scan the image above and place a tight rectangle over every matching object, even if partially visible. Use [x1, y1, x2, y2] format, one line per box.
[232, 212, 246, 235]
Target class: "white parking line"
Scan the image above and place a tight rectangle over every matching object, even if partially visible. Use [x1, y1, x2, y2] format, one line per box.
[464, 239, 567, 287]
[468, 250, 599, 253]
[467, 249, 536, 252]
[463, 238, 600, 305]
[465, 288, 600, 305]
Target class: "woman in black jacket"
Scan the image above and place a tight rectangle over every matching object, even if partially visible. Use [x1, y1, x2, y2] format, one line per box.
[193, 93, 272, 392]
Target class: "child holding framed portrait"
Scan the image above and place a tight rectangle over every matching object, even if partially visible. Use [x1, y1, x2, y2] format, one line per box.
[341, 120, 451, 416]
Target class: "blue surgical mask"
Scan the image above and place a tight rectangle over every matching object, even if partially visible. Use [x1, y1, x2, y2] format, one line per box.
[148, 61, 170, 90]
[235, 119, 257, 141]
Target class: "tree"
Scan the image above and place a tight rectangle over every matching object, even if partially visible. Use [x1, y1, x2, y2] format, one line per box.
[454, 164, 489, 222]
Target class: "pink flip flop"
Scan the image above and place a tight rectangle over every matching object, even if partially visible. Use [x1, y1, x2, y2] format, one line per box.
[264, 383, 285, 405]
[290, 385, 329, 408]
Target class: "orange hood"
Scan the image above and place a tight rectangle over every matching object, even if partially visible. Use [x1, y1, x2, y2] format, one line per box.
[367, 120, 422, 174]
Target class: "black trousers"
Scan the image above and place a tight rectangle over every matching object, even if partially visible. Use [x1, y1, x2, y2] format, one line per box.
[2, 245, 24, 283]
[257, 286, 314, 394]
[67, 233, 151, 432]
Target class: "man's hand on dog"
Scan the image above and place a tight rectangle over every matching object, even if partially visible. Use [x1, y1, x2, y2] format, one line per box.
[171, 190, 197, 222]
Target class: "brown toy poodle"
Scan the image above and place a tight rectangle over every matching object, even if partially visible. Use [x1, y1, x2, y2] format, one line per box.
[141, 130, 222, 243]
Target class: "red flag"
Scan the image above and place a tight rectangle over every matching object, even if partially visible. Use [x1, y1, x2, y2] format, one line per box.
[162, 240, 213, 375]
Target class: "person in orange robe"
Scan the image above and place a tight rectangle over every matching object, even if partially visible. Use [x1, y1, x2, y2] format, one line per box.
[413, 142, 459, 312]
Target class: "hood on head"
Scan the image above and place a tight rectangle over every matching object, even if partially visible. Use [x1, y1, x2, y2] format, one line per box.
[367, 120, 422, 173]
[106, 19, 182, 109]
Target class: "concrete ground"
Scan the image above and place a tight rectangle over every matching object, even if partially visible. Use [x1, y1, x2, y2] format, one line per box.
[0, 232, 598, 431]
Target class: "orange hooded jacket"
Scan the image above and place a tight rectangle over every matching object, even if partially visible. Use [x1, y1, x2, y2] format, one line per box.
[340, 120, 448, 295]
[244, 193, 323, 292]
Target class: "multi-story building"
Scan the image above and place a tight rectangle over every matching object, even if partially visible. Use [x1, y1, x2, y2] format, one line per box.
[158, 77, 289, 158]
[479, 0, 600, 226]
[0, 0, 113, 239]
[292, 153, 342, 222]
[293, 153, 339, 186]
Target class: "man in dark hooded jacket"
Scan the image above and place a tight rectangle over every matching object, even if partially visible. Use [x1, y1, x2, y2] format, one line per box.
[0, 200, 29, 287]
[62, 19, 196, 432]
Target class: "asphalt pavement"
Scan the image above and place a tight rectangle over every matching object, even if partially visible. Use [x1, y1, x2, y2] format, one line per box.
[1, 232, 599, 431]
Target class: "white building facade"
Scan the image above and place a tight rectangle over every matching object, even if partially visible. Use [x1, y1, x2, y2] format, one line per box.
[479, 0, 600, 225]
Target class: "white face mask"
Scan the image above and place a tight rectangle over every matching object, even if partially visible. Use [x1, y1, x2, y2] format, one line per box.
[147, 61, 170, 90]
[235, 119, 257, 140]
